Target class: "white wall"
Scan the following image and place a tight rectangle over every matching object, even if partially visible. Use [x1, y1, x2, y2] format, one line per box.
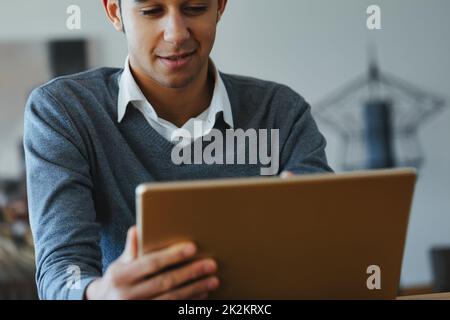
[1, 0, 449, 287]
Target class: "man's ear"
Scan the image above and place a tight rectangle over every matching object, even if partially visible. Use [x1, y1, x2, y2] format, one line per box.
[103, 0, 123, 32]
[217, 0, 228, 23]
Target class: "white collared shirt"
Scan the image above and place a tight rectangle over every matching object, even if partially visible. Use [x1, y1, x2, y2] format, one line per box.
[117, 57, 234, 144]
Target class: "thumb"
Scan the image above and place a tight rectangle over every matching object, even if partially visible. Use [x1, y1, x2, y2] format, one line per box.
[121, 226, 138, 262]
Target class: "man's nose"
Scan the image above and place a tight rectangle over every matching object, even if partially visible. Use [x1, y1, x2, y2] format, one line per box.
[163, 12, 190, 46]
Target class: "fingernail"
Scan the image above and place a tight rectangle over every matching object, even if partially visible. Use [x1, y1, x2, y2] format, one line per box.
[204, 261, 217, 273]
[183, 243, 196, 256]
[208, 278, 219, 290]
[280, 171, 293, 179]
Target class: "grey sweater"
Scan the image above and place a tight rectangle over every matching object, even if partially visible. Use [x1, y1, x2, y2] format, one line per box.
[23, 68, 332, 300]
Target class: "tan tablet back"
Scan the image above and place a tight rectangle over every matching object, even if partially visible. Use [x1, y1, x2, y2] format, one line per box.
[137, 169, 416, 300]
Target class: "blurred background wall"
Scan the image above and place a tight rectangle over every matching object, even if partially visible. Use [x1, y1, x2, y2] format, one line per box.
[0, 0, 449, 289]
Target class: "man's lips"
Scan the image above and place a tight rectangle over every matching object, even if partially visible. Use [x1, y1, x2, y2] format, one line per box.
[158, 50, 196, 60]
[157, 50, 196, 69]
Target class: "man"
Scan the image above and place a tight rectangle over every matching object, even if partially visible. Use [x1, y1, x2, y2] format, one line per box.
[24, 0, 332, 300]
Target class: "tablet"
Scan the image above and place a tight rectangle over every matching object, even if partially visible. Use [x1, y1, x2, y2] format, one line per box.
[137, 169, 416, 299]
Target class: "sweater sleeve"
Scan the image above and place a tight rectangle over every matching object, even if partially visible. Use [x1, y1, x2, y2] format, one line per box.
[23, 86, 102, 300]
[280, 94, 334, 175]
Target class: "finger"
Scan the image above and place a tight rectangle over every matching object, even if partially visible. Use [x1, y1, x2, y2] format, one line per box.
[280, 171, 295, 179]
[190, 293, 209, 300]
[154, 276, 220, 300]
[117, 242, 197, 284]
[129, 259, 217, 299]
[120, 226, 138, 263]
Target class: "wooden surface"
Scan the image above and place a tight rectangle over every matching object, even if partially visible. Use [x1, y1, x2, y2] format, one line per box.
[397, 292, 450, 300]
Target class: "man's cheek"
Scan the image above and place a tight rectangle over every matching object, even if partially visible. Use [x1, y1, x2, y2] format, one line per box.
[199, 29, 217, 52]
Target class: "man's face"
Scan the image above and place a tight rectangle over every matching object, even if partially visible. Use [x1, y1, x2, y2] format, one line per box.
[119, 0, 223, 89]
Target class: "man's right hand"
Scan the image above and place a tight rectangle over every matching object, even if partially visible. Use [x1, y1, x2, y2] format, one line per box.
[85, 226, 220, 300]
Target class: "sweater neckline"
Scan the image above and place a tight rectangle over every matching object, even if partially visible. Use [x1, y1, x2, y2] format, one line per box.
[110, 69, 232, 157]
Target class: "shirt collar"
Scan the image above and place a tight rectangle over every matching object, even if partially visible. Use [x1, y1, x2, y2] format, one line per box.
[117, 56, 234, 128]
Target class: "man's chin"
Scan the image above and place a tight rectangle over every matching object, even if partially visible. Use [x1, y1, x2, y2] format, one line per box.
[155, 74, 196, 90]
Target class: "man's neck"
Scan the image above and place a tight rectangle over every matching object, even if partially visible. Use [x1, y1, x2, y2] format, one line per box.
[129, 60, 214, 128]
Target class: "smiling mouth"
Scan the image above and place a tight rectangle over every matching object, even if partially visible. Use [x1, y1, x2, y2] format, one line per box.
[159, 51, 195, 61]
[157, 50, 196, 70]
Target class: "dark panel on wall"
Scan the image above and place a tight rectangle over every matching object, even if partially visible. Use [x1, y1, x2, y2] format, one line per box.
[48, 39, 87, 77]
